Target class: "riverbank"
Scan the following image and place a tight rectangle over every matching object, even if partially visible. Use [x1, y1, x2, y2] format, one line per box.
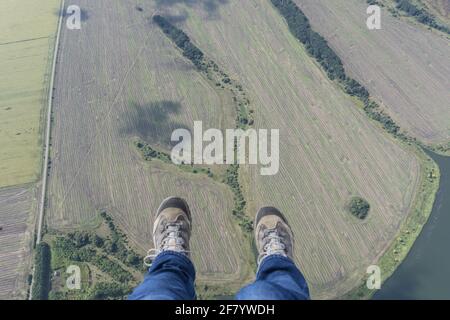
[345, 146, 440, 299]
[373, 150, 450, 299]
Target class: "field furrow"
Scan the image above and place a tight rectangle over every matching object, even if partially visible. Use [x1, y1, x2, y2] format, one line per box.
[46, 0, 251, 286]
[0, 186, 36, 299]
[157, 0, 423, 297]
[294, 0, 450, 145]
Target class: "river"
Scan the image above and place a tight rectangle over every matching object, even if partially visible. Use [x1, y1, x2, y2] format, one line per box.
[374, 150, 450, 299]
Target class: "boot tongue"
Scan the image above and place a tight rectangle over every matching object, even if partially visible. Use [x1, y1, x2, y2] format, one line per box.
[166, 231, 177, 248]
[265, 231, 286, 254]
[163, 225, 181, 250]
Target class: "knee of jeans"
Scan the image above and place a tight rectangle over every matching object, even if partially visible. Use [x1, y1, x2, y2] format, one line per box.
[236, 282, 281, 300]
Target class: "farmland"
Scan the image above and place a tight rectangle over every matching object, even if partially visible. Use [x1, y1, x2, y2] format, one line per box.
[45, 0, 252, 295]
[22, 0, 441, 300]
[0, 0, 60, 188]
[293, 0, 450, 147]
[380, 0, 450, 30]
[159, 0, 428, 298]
[0, 186, 36, 299]
[0, 0, 59, 300]
[422, 0, 450, 24]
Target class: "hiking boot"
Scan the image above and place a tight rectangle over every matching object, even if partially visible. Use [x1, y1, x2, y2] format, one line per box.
[254, 207, 294, 265]
[144, 197, 192, 266]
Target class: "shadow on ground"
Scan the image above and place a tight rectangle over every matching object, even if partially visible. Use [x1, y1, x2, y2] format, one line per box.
[154, 0, 228, 20]
[55, 6, 89, 21]
[121, 101, 191, 148]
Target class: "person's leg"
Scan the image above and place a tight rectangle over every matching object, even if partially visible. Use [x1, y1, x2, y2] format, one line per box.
[236, 255, 309, 300]
[236, 207, 310, 300]
[128, 197, 195, 300]
[128, 251, 195, 300]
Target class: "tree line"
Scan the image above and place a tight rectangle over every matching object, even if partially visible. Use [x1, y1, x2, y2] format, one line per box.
[153, 15, 205, 69]
[225, 164, 253, 233]
[271, 0, 401, 137]
[270, 0, 346, 81]
[394, 0, 450, 34]
[31, 242, 52, 300]
[152, 15, 253, 127]
[270, 0, 370, 100]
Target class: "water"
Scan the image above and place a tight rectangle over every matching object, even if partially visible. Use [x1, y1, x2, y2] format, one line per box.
[373, 150, 450, 299]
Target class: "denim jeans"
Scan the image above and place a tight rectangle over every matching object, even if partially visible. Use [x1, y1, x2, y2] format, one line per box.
[128, 251, 310, 300]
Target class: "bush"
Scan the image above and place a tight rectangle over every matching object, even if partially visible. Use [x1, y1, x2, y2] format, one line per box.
[92, 234, 104, 248]
[126, 253, 141, 268]
[348, 197, 370, 219]
[225, 164, 253, 232]
[89, 282, 130, 300]
[91, 255, 133, 283]
[68, 231, 91, 248]
[53, 236, 95, 262]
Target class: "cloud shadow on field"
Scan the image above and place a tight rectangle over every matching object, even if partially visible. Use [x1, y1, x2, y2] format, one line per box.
[55, 6, 90, 21]
[164, 12, 189, 24]
[121, 101, 191, 148]
[154, 0, 228, 20]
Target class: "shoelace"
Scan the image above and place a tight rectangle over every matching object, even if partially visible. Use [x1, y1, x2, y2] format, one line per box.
[257, 229, 287, 265]
[143, 223, 189, 267]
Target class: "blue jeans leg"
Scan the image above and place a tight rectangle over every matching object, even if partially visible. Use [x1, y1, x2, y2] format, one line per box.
[128, 251, 196, 300]
[235, 254, 310, 300]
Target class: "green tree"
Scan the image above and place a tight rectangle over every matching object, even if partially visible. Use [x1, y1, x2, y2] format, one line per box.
[31, 242, 52, 300]
[348, 197, 370, 219]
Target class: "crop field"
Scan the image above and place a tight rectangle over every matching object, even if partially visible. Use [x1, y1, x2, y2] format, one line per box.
[423, 0, 450, 22]
[0, 186, 36, 299]
[0, 0, 60, 188]
[293, 0, 450, 146]
[388, 0, 450, 26]
[420, 0, 450, 28]
[150, 0, 425, 298]
[0, 0, 59, 300]
[45, 0, 252, 291]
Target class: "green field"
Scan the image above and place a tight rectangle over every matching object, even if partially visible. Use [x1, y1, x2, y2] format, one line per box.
[0, 0, 60, 188]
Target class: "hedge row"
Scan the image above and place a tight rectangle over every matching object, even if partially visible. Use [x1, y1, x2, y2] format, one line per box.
[31, 242, 51, 300]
